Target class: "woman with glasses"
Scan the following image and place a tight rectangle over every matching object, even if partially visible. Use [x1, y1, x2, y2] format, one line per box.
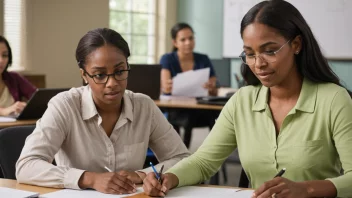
[16, 28, 190, 195]
[143, 1, 352, 197]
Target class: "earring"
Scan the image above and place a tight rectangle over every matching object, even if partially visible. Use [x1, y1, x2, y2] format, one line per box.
[295, 51, 300, 54]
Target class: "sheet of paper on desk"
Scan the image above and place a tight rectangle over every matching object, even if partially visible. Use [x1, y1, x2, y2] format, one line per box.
[165, 186, 254, 197]
[0, 187, 39, 198]
[41, 187, 144, 198]
[172, 68, 210, 97]
[0, 116, 16, 122]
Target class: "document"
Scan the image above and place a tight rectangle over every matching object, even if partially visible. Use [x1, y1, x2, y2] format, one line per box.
[0, 116, 16, 122]
[41, 187, 144, 198]
[172, 68, 210, 97]
[165, 186, 254, 197]
[0, 187, 39, 198]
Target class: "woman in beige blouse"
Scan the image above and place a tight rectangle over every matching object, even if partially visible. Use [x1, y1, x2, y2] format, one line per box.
[16, 28, 190, 195]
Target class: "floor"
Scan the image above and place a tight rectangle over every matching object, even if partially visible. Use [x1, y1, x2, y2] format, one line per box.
[180, 127, 244, 187]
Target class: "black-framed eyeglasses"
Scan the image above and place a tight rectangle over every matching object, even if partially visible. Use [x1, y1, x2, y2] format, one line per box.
[83, 66, 131, 84]
[239, 39, 291, 66]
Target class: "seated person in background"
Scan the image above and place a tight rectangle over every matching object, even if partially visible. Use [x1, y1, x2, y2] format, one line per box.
[144, 1, 352, 198]
[160, 22, 219, 148]
[16, 28, 190, 195]
[0, 36, 36, 116]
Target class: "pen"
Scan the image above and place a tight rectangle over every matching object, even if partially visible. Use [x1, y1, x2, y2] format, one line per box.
[158, 165, 165, 183]
[104, 166, 113, 172]
[274, 168, 286, 178]
[149, 162, 161, 181]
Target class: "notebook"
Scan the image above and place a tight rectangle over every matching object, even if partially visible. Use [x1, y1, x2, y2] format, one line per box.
[0, 187, 39, 198]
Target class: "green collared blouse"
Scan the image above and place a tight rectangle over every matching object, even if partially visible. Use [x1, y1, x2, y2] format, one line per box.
[168, 78, 352, 197]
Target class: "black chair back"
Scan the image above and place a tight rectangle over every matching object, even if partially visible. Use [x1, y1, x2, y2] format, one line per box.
[0, 125, 35, 179]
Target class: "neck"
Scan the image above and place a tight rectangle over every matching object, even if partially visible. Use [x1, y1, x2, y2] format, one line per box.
[177, 51, 193, 61]
[269, 71, 303, 101]
[94, 98, 122, 116]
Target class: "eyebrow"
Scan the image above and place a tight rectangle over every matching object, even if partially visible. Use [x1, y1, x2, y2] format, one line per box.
[243, 41, 279, 50]
[91, 61, 125, 70]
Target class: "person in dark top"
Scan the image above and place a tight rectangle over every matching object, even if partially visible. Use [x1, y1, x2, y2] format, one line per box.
[159, 23, 218, 148]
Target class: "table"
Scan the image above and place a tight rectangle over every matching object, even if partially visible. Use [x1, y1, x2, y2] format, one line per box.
[0, 119, 37, 128]
[154, 97, 223, 110]
[0, 179, 244, 197]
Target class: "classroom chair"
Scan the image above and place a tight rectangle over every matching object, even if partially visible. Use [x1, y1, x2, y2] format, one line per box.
[0, 125, 35, 179]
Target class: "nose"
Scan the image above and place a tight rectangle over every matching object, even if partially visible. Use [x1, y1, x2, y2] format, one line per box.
[105, 75, 119, 88]
[254, 55, 267, 69]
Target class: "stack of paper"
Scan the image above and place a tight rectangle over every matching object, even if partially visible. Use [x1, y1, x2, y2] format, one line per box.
[166, 186, 254, 198]
[0, 187, 39, 198]
[41, 187, 144, 198]
[172, 68, 210, 97]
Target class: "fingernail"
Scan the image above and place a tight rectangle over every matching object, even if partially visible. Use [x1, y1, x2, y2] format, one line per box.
[252, 192, 256, 198]
[133, 189, 136, 193]
[161, 192, 166, 196]
[162, 186, 167, 192]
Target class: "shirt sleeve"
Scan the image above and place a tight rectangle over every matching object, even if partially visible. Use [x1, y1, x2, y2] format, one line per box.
[326, 89, 352, 198]
[138, 98, 191, 174]
[167, 92, 238, 187]
[15, 73, 37, 100]
[204, 55, 216, 77]
[159, 54, 172, 70]
[16, 95, 85, 190]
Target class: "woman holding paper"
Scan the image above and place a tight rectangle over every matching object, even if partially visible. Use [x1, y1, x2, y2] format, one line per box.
[160, 23, 219, 148]
[160, 22, 217, 96]
[16, 28, 190, 195]
[143, 1, 352, 198]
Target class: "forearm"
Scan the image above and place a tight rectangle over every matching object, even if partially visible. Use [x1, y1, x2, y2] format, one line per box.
[16, 157, 85, 189]
[300, 180, 337, 198]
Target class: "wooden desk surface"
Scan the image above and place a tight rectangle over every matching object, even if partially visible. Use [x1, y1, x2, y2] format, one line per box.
[0, 179, 243, 197]
[0, 119, 37, 128]
[154, 97, 223, 111]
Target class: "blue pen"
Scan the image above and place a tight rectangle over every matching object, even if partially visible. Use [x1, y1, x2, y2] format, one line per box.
[150, 162, 160, 180]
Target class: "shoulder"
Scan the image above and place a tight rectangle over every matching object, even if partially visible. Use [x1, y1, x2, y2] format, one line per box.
[194, 52, 210, 60]
[49, 86, 84, 110]
[160, 52, 176, 62]
[5, 71, 26, 81]
[315, 82, 351, 105]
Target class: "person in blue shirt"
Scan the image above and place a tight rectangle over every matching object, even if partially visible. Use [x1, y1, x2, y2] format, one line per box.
[159, 23, 218, 148]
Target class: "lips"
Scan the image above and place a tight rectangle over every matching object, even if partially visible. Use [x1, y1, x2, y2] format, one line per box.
[105, 91, 119, 95]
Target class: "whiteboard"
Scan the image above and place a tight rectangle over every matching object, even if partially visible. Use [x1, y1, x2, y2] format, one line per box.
[223, 0, 352, 59]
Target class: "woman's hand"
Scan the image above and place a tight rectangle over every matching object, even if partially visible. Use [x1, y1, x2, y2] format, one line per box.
[0, 101, 27, 116]
[78, 171, 136, 194]
[252, 177, 308, 198]
[162, 79, 173, 94]
[118, 170, 146, 184]
[203, 80, 217, 96]
[143, 172, 179, 197]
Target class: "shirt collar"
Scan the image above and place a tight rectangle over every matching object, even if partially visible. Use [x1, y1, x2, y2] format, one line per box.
[81, 87, 134, 121]
[252, 78, 317, 113]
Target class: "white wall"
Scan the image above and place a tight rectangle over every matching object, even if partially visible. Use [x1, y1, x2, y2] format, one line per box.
[25, 0, 109, 88]
[0, 0, 3, 35]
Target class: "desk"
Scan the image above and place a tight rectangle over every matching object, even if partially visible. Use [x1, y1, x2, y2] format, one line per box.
[0, 119, 37, 128]
[154, 97, 223, 110]
[0, 179, 243, 197]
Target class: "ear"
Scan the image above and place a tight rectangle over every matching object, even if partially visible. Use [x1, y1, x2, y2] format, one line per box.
[80, 68, 88, 84]
[291, 35, 302, 54]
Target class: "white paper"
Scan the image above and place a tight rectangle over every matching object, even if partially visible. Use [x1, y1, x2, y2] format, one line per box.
[165, 186, 241, 197]
[232, 190, 255, 198]
[0, 116, 16, 122]
[41, 187, 144, 198]
[172, 68, 210, 97]
[0, 187, 39, 198]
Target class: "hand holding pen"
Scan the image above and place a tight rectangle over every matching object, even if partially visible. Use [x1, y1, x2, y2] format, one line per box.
[143, 162, 180, 197]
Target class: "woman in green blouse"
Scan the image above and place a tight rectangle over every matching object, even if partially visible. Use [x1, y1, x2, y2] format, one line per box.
[143, 0, 352, 198]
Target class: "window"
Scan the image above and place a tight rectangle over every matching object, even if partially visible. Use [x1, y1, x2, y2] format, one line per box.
[3, 0, 26, 70]
[109, 0, 156, 64]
